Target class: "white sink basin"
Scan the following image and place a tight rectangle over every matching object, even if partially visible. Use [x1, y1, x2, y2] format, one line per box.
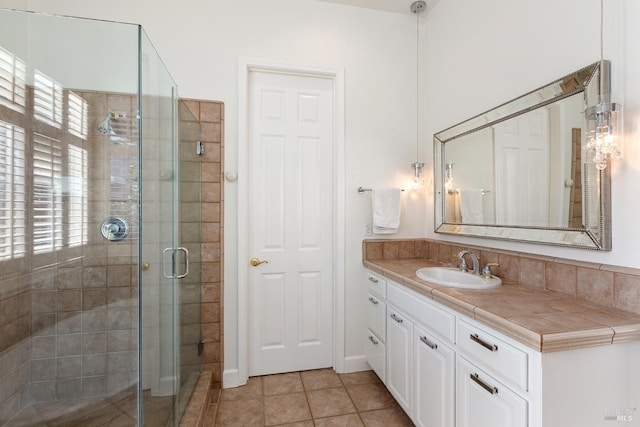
[416, 267, 501, 289]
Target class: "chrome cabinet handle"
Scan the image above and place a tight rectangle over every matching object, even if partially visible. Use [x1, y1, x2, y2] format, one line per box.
[368, 335, 379, 345]
[368, 276, 379, 284]
[420, 336, 438, 350]
[470, 373, 498, 395]
[470, 333, 498, 352]
[368, 297, 379, 305]
[390, 313, 403, 324]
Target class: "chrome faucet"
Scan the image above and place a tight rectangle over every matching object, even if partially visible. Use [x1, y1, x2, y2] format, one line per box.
[457, 250, 480, 275]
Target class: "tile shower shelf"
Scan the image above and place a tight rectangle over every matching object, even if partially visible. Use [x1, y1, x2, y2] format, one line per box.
[363, 258, 640, 352]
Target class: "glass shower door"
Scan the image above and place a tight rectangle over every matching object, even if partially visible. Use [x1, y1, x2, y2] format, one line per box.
[139, 28, 184, 426]
[0, 9, 201, 426]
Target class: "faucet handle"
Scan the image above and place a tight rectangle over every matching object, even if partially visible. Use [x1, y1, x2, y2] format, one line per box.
[482, 262, 499, 278]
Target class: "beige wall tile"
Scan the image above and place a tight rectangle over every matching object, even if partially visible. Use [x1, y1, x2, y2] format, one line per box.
[519, 257, 546, 290]
[201, 123, 221, 143]
[364, 242, 383, 260]
[200, 103, 222, 123]
[398, 241, 415, 259]
[382, 242, 399, 260]
[576, 267, 614, 307]
[546, 262, 577, 297]
[614, 273, 640, 315]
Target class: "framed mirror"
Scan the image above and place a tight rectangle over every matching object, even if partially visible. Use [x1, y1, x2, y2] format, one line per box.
[434, 62, 612, 250]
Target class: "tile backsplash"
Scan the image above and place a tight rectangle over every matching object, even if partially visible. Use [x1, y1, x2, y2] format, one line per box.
[363, 238, 640, 316]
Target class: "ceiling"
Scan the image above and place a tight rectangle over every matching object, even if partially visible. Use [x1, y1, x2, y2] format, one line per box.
[316, 0, 439, 15]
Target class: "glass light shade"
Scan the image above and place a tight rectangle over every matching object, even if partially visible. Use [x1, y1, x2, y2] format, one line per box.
[585, 100, 623, 170]
[411, 161, 424, 188]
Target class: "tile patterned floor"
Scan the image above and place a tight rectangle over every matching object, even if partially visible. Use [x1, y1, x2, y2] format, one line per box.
[203, 369, 414, 426]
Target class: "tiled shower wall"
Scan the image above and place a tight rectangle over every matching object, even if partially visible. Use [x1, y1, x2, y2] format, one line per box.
[0, 90, 139, 422]
[180, 99, 224, 391]
[0, 90, 224, 423]
[363, 238, 640, 316]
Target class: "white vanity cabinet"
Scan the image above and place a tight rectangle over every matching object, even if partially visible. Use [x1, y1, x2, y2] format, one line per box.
[457, 356, 528, 427]
[386, 278, 457, 425]
[414, 324, 455, 427]
[365, 272, 530, 426]
[364, 272, 387, 381]
[456, 319, 530, 427]
[364, 269, 640, 427]
[386, 305, 413, 413]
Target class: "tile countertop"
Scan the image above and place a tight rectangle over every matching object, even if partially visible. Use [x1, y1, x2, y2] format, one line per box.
[364, 259, 640, 353]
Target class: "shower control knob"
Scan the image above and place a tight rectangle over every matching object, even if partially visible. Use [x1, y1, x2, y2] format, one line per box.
[100, 216, 130, 241]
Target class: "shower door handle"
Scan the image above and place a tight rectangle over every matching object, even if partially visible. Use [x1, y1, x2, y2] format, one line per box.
[162, 247, 190, 279]
[176, 247, 189, 279]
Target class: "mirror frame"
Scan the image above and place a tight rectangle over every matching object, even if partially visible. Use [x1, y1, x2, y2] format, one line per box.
[434, 61, 612, 250]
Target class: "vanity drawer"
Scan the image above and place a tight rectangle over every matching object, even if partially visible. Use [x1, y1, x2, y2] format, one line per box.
[366, 272, 386, 298]
[387, 281, 455, 343]
[366, 292, 386, 342]
[365, 329, 386, 382]
[458, 319, 528, 392]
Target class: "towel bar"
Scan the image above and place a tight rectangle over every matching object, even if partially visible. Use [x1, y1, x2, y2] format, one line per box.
[447, 189, 490, 195]
[358, 186, 405, 194]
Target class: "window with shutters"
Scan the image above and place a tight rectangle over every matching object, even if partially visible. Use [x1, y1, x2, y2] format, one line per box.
[1, 60, 91, 259]
[68, 91, 88, 139]
[0, 121, 26, 260]
[32, 133, 64, 254]
[33, 70, 64, 128]
[0, 47, 26, 113]
[67, 144, 88, 247]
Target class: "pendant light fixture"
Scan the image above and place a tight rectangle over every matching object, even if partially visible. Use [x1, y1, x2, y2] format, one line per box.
[411, 0, 426, 188]
[584, 0, 623, 170]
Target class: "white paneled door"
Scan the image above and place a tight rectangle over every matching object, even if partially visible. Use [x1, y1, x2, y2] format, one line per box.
[494, 109, 550, 226]
[248, 70, 334, 376]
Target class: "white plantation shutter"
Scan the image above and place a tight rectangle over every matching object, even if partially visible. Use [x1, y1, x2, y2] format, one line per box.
[68, 91, 88, 139]
[67, 144, 88, 247]
[0, 121, 26, 260]
[1, 65, 91, 257]
[33, 70, 63, 128]
[33, 133, 63, 254]
[0, 47, 26, 112]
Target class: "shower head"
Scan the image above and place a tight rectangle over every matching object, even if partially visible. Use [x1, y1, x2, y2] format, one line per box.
[97, 114, 112, 135]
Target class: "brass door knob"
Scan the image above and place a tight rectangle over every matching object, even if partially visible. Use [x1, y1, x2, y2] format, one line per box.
[141, 261, 150, 271]
[250, 258, 268, 267]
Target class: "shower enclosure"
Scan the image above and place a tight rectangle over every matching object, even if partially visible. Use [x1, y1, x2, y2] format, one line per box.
[0, 9, 201, 426]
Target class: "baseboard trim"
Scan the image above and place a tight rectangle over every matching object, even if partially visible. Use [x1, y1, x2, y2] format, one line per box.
[222, 368, 246, 389]
[340, 355, 371, 374]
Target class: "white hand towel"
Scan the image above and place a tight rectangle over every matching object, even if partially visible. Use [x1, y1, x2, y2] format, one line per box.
[458, 188, 484, 224]
[372, 188, 401, 234]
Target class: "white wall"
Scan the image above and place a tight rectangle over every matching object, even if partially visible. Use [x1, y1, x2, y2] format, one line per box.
[0, 0, 427, 380]
[424, 0, 640, 268]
